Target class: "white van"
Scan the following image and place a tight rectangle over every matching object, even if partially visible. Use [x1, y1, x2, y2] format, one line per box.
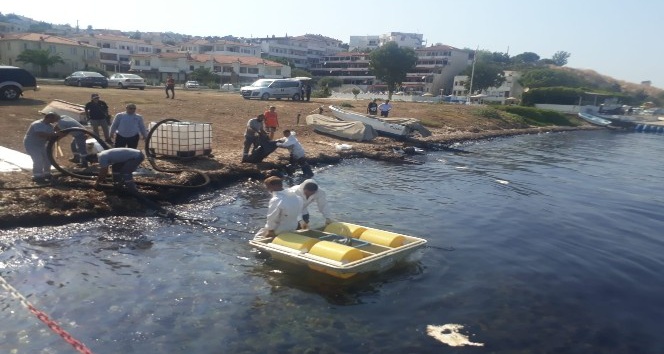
[240, 79, 302, 101]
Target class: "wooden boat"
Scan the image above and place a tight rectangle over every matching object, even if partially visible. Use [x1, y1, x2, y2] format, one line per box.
[328, 105, 431, 138]
[249, 222, 427, 279]
[577, 112, 612, 126]
[305, 114, 377, 141]
[40, 99, 87, 124]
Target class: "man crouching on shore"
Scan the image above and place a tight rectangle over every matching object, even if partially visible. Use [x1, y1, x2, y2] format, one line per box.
[95, 148, 145, 193]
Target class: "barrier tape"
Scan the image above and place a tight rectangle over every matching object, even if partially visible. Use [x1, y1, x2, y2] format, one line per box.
[0, 275, 94, 354]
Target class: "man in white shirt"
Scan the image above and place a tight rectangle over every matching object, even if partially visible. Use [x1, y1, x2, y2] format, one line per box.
[378, 99, 393, 117]
[275, 130, 313, 177]
[110, 103, 148, 149]
[288, 179, 334, 229]
[254, 176, 304, 240]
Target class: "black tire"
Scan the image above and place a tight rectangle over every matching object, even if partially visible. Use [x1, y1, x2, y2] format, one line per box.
[101, 85, 108, 89]
[118, 83, 124, 89]
[292, 94, 300, 101]
[261, 93, 270, 100]
[77, 81, 83, 87]
[1, 85, 21, 100]
[139, 87, 145, 90]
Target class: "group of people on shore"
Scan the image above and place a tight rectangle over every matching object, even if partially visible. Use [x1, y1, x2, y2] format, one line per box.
[23, 93, 148, 192]
[367, 99, 392, 117]
[243, 106, 314, 177]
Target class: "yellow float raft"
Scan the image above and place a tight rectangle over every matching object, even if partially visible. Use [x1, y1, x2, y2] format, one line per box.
[249, 222, 427, 279]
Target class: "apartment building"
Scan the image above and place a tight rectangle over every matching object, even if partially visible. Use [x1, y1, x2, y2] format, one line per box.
[309, 52, 374, 89]
[380, 32, 424, 49]
[180, 39, 260, 57]
[245, 34, 343, 69]
[349, 35, 380, 51]
[0, 33, 100, 77]
[400, 44, 472, 95]
[73, 33, 161, 73]
[129, 52, 290, 85]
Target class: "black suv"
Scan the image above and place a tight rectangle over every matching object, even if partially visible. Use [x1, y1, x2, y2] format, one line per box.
[0, 65, 39, 100]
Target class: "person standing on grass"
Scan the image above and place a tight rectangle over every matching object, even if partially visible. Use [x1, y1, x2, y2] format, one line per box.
[378, 99, 392, 117]
[367, 99, 378, 115]
[23, 112, 61, 183]
[263, 106, 279, 140]
[305, 83, 312, 102]
[165, 74, 175, 99]
[110, 103, 147, 149]
[84, 93, 112, 144]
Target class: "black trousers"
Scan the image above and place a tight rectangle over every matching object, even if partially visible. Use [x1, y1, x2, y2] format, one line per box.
[114, 134, 140, 149]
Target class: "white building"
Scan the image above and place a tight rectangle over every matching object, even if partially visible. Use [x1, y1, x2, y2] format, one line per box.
[245, 34, 343, 69]
[130, 52, 291, 86]
[380, 32, 424, 49]
[73, 34, 159, 73]
[0, 33, 100, 77]
[180, 39, 260, 57]
[349, 35, 380, 51]
[310, 52, 374, 90]
[453, 70, 523, 104]
[398, 44, 472, 95]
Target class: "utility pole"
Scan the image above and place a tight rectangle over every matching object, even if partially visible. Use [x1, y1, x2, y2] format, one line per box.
[467, 46, 478, 105]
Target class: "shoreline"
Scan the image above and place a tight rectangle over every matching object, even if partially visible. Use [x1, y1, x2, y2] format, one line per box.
[0, 125, 599, 230]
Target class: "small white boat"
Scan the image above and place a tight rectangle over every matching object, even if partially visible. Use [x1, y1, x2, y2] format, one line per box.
[328, 105, 431, 138]
[249, 222, 427, 279]
[577, 112, 612, 126]
[305, 114, 378, 141]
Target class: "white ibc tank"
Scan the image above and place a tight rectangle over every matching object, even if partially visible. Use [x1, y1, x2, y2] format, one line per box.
[148, 121, 212, 157]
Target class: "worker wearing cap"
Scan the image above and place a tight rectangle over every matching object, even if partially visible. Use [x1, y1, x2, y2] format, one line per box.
[84, 93, 112, 143]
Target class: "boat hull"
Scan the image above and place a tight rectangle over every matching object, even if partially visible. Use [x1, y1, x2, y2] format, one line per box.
[249, 222, 427, 279]
[328, 105, 411, 137]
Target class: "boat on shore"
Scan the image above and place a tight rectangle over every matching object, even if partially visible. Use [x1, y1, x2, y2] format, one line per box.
[328, 105, 431, 139]
[249, 222, 427, 279]
[305, 113, 378, 141]
[577, 112, 612, 126]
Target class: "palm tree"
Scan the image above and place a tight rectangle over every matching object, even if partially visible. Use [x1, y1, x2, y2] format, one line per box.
[16, 49, 64, 77]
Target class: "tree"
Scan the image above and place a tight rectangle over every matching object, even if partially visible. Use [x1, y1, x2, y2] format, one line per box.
[519, 68, 586, 88]
[189, 67, 217, 85]
[369, 42, 418, 97]
[291, 68, 312, 78]
[16, 49, 64, 77]
[511, 52, 540, 65]
[129, 31, 142, 40]
[551, 51, 571, 66]
[461, 61, 506, 94]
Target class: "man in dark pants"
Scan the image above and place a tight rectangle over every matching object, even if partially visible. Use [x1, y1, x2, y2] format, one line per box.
[110, 103, 148, 149]
[84, 93, 112, 144]
[305, 84, 312, 102]
[165, 74, 175, 99]
[95, 148, 145, 193]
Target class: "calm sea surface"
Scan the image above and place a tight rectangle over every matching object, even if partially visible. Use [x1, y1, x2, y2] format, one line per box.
[1, 130, 663, 353]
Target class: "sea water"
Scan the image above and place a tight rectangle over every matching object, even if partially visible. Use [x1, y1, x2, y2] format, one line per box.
[1, 129, 663, 353]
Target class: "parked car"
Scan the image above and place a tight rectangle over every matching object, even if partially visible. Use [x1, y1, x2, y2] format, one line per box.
[64, 71, 108, 88]
[107, 73, 146, 90]
[220, 83, 235, 91]
[240, 79, 302, 100]
[185, 81, 200, 89]
[0, 65, 39, 100]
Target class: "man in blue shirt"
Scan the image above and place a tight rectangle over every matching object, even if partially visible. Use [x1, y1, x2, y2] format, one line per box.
[95, 148, 145, 193]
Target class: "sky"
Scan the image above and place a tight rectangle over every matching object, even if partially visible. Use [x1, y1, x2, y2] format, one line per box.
[3, 0, 662, 87]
